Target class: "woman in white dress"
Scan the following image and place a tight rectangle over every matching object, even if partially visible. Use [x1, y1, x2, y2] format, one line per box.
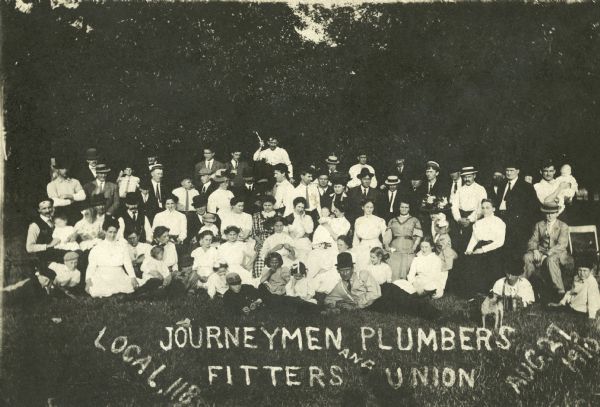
[74, 205, 103, 251]
[259, 216, 296, 269]
[284, 197, 314, 263]
[353, 199, 387, 269]
[86, 217, 138, 298]
[406, 238, 445, 299]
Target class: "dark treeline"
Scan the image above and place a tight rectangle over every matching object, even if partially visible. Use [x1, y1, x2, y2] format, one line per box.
[4, 2, 600, 211]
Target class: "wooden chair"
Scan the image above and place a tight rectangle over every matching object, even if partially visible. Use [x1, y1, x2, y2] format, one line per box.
[568, 225, 600, 269]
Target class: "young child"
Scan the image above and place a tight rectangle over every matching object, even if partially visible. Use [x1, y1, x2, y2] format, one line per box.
[285, 262, 317, 304]
[200, 213, 220, 242]
[48, 251, 81, 289]
[366, 247, 392, 286]
[52, 212, 80, 251]
[206, 261, 230, 299]
[223, 272, 263, 315]
[188, 231, 219, 292]
[555, 164, 578, 205]
[117, 166, 140, 198]
[491, 270, 535, 311]
[138, 246, 172, 290]
[551, 259, 600, 320]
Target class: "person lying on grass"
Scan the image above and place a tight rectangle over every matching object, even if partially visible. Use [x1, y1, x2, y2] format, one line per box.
[491, 270, 535, 311]
[549, 258, 600, 324]
[223, 272, 263, 315]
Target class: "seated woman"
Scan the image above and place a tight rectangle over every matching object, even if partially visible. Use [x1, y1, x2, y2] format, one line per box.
[366, 247, 392, 286]
[305, 227, 340, 296]
[220, 196, 256, 269]
[284, 197, 314, 263]
[217, 226, 255, 273]
[406, 238, 446, 299]
[353, 199, 387, 269]
[152, 226, 179, 273]
[251, 195, 277, 277]
[430, 211, 458, 273]
[187, 230, 219, 293]
[462, 199, 506, 297]
[85, 216, 138, 298]
[312, 202, 351, 247]
[258, 217, 296, 269]
[131, 246, 173, 298]
[491, 270, 535, 311]
[383, 200, 422, 281]
[206, 261, 230, 299]
[74, 204, 103, 252]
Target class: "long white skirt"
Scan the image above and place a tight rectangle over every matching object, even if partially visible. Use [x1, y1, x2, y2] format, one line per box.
[86, 266, 135, 298]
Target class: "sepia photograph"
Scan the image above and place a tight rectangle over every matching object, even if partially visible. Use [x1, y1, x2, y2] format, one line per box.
[2, 0, 600, 405]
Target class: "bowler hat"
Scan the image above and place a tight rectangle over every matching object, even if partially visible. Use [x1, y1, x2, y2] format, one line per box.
[460, 166, 478, 176]
[331, 173, 349, 186]
[356, 167, 374, 179]
[192, 195, 208, 208]
[124, 192, 139, 206]
[85, 148, 99, 160]
[336, 252, 354, 269]
[225, 272, 242, 285]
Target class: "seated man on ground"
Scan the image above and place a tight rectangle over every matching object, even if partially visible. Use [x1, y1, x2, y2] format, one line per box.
[523, 204, 573, 302]
[223, 272, 264, 315]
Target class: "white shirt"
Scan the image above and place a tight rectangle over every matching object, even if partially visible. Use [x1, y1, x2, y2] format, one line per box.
[293, 183, 321, 214]
[366, 263, 392, 285]
[449, 178, 462, 201]
[217, 241, 251, 268]
[347, 164, 378, 188]
[253, 146, 294, 177]
[272, 179, 295, 215]
[191, 246, 219, 277]
[46, 177, 86, 207]
[160, 242, 178, 272]
[152, 210, 187, 241]
[207, 273, 228, 298]
[151, 180, 163, 208]
[286, 277, 317, 303]
[117, 175, 140, 198]
[451, 182, 487, 222]
[407, 252, 444, 294]
[534, 179, 559, 205]
[492, 277, 535, 306]
[466, 215, 506, 253]
[207, 189, 234, 214]
[220, 211, 253, 238]
[139, 257, 170, 283]
[312, 217, 351, 246]
[125, 242, 152, 263]
[172, 187, 199, 212]
[288, 213, 314, 239]
[499, 177, 517, 211]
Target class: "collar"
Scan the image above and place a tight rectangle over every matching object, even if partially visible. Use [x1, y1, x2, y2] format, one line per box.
[40, 215, 52, 223]
[151, 179, 161, 185]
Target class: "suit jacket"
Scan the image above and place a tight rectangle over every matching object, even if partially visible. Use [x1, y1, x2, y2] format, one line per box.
[83, 180, 120, 215]
[186, 211, 206, 243]
[496, 178, 538, 221]
[527, 219, 569, 257]
[197, 181, 219, 199]
[417, 179, 446, 202]
[145, 181, 170, 222]
[225, 160, 251, 188]
[75, 165, 97, 186]
[193, 160, 226, 186]
[378, 185, 412, 222]
[317, 185, 334, 210]
[346, 186, 381, 222]
[233, 184, 261, 214]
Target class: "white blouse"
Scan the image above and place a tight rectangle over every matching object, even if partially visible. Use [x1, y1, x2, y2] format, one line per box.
[466, 215, 506, 253]
[87, 240, 135, 276]
[288, 213, 314, 239]
[366, 263, 393, 285]
[191, 246, 219, 277]
[353, 215, 386, 245]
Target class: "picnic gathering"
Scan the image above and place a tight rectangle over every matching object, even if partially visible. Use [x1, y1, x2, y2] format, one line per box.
[25, 137, 600, 325]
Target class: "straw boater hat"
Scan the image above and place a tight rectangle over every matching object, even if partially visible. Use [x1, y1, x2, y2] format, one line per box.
[356, 167, 375, 179]
[95, 163, 111, 173]
[325, 155, 340, 165]
[460, 166, 478, 176]
[384, 175, 400, 186]
[540, 203, 560, 214]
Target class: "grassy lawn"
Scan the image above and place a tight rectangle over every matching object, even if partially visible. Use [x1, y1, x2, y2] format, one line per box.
[2, 287, 600, 406]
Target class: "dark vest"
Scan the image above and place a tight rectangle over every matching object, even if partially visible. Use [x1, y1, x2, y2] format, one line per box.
[32, 217, 54, 245]
[120, 212, 147, 242]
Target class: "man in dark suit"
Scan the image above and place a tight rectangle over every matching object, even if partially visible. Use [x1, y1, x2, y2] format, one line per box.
[497, 161, 539, 259]
[186, 195, 209, 246]
[346, 167, 380, 223]
[144, 164, 169, 223]
[225, 151, 252, 188]
[417, 161, 445, 202]
[75, 147, 100, 185]
[233, 171, 261, 215]
[315, 169, 334, 210]
[325, 155, 340, 178]
[388, 158, 409, 184]
[378, 175, 412, 223]
[196, 167, 219, 198]
[83, 163, 120, 216]
[194, 147, 226, 188]
[487, 169, 506, 207]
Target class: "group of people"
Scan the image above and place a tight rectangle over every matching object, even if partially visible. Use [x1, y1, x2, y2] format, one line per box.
[24, 137, 600, 322]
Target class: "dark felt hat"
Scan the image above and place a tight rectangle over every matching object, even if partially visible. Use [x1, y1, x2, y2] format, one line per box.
[336, 252, 354, 269]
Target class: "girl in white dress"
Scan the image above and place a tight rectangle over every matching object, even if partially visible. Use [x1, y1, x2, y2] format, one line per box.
[284, 197, 314, 263]
[86, 217, 137, 298]
[366, 247, 392, 286]
[353, 200, 387, 269]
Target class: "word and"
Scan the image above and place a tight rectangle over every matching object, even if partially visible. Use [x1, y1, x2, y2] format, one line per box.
[505, 323, 600, 395]
[205, 365, 344, 387]
[385, 366, 476, 388]
[94, 326, 204, 404]
[360, 326, 515, 352]
[159, 325, 343, 351]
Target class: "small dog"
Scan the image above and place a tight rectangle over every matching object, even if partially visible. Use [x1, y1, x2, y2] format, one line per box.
[481, 293, 503, 330]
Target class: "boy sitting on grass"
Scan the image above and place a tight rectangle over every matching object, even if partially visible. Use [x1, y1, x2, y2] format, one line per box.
[47, 251, 81, 292]
[130, 246, 172, 299]
[549, 258, 600, 323]
[223, 272, 263, 315]
[491, 270, 535, 311]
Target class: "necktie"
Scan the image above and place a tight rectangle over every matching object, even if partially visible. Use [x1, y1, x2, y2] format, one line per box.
[305, 185, 309, 208]
[389, 191, 395, 212]
[99, 182, 104, 193]
[208, 161, 212, 170]
[233, 160, 238, 169]
[202, 184, 208, 193]
[132, 212, 137, 222]
[428, 183, 432, 194]
[156, 184, 162, 205]
[185, 190, 189, 212]
[453, 181, 458, 194]
[125, 177, 130, 193]
[363, 188, 367, 198]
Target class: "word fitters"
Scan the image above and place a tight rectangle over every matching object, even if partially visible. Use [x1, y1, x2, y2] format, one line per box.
[94, 327, 205, 405]
[505, 323, 600, 395]
[206, 365, 344, 388]
[159, 325, 516, 352]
